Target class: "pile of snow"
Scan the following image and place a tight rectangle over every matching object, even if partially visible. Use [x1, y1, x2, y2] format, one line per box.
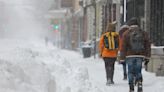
[0, 39, 56, 92]
[0, 0, 104, 91]
[0, 39, 102, 92]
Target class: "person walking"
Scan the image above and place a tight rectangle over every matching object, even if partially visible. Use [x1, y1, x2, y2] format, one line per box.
[118, 25, 129, 80]
[99, 22, 119, 86]
[120, 17, 151, 92]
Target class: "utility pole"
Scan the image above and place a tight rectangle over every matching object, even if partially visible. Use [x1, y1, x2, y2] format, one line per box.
[123, 0, 127, 22]
[93, 0, 97, 59]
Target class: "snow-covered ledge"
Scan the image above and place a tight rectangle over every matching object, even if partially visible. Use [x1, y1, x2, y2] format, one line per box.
[151, 46, 164, 55]
[148, 46, 164, 76]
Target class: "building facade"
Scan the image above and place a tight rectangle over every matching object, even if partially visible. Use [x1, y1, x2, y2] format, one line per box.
[147, 0, 164, 46]
[123, 0, 164, 46]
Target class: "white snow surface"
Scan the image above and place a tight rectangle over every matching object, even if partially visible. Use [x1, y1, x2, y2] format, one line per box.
[0, 39, 163, 92]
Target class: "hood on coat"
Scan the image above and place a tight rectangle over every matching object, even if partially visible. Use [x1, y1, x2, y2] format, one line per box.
[119, 25, 129, 38]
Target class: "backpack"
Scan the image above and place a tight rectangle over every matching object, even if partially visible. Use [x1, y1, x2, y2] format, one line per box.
[128, 26, 145, 53]
[104, 32, 119, 50]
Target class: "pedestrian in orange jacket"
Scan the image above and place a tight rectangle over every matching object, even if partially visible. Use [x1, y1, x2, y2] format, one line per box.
[99, 22, 119, 85]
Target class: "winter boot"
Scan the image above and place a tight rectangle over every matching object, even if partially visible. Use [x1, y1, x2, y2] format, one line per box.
[111, 80, 115, 84]
[129, 90, 134, 92]
[123, 74, 127, 80]
[106, 79, 113, 86]
[111, 75, 114, 84]
[129, 84, 134, 92]
[137, 81, 143, 92]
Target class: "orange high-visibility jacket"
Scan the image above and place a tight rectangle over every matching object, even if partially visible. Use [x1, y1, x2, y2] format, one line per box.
[99, 32, 119, 58]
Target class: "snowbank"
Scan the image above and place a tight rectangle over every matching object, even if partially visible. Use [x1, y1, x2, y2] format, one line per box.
[0, 39, 56, 92]
[0, 39, 103, 92]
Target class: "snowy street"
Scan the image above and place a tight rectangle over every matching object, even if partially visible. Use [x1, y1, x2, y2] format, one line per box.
[0, 0, 164, 92]
[0, 40, 163, 92]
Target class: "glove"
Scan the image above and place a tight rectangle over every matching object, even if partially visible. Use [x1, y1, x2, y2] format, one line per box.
[144, 58, 150, 66]
[144, 58, 150, 71]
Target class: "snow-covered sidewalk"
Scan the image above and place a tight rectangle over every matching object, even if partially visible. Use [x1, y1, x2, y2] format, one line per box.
[0, 40, 163, 92]
[61, 50, 164, 92]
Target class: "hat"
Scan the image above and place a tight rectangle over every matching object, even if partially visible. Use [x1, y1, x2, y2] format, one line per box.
[106, 22, 116, 32]
[126, 17, 139, 26]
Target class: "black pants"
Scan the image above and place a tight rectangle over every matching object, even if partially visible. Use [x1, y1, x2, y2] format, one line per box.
[122, 62, 127, 76]
[103, 57, 116, 82]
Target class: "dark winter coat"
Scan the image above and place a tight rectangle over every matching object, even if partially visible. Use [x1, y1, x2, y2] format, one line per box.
[119, 25, 129, 52]
[120, 25, 151, 60]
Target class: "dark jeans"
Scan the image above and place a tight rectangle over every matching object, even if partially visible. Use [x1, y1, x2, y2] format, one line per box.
[103, 57, 116, 82]
[122, 62, 127, 76]
[126, 57, 143, 85]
